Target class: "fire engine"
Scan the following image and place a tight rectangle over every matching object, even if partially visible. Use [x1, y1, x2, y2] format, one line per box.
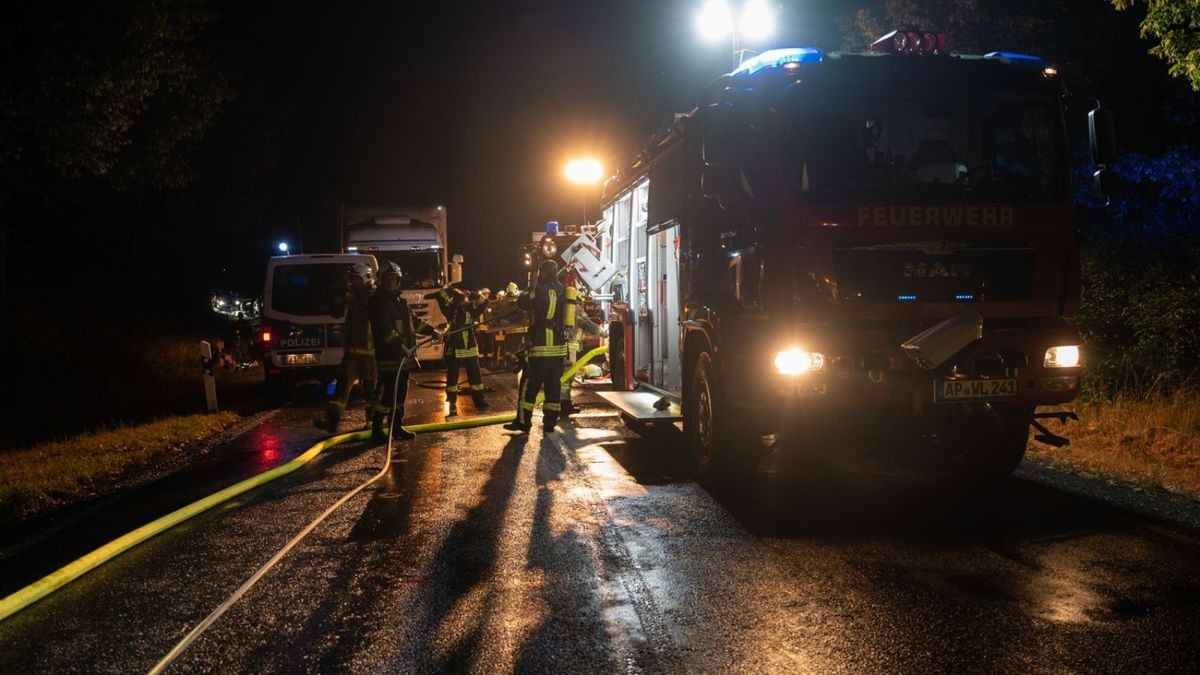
[595, 32, 1116, 483]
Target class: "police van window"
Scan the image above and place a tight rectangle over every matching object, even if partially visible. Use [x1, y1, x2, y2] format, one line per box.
[271, 264, 348, 316]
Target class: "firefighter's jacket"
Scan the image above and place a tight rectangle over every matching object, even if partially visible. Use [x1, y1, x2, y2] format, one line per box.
[368, 289, 436, 371]
[435, 287, 488, 359]
[517, 280, 569, 358]
[331, 286, 374, 356]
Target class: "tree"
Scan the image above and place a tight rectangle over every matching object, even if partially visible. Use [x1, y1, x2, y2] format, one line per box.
[1111, 1, 1200, 91]
[0, 1, 235, 190]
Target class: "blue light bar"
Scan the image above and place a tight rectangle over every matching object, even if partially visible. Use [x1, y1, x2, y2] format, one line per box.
[731, 48, 823, 77]
[983, 51, 1044, 66]
[897, 294, 918, 302]
[955, 293, 976, 301]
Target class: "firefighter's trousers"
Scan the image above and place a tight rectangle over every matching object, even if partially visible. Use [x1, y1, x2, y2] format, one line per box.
[376, 368, 411, 425]
[445, 353, 484, 400]
[517, 355, 563, 427]
[325, 352, 379, 422]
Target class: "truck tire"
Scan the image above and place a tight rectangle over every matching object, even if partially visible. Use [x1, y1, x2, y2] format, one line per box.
[969, 408, 1032, 481]
[684, 351, 760, 486]
[263, 368, 286, 400]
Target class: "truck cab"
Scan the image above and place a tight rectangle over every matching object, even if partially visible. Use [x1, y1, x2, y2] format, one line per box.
[599, 36, 1104, 483]
[342, 205, 461, 362]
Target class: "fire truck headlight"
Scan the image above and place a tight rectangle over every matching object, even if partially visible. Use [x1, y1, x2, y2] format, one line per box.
[1044, 345, 1081, 368]
[774, 348, 824, 375]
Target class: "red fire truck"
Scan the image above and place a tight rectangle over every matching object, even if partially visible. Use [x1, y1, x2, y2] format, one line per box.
[596, 32, 1116, 483]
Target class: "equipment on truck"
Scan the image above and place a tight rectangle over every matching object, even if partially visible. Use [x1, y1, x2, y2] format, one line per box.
[595, 35, 1108, 484]
[341, 205, 462, 362]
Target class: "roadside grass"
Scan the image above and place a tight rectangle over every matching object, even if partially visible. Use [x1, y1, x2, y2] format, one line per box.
[1030, 391, 1200, 499]
[0, 412, 239, 523]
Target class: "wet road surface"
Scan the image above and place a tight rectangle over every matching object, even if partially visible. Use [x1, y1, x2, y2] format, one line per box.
[2, 367, 1199, 673]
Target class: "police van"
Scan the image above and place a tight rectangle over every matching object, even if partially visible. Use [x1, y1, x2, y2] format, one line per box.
[261, 253, 378, 390]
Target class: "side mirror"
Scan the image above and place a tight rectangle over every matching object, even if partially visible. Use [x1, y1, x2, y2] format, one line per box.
[1088, 106, 1117, 167]
[449, 254, 463, 285]
[701, 101, 737, 199]
[1093, 167, 1117, 204]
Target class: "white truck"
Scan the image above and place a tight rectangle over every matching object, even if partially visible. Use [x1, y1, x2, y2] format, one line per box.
[341, 205, 463, 362]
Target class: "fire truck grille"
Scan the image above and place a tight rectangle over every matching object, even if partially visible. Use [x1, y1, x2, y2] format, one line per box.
[834, 241, 1035, 303]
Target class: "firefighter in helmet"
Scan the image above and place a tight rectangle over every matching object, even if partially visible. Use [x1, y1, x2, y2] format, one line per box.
[503, 258, 573, 434]
[314, 262, 378, 433]
[368, 261, 439, 442]
[434, 283, 490, 412]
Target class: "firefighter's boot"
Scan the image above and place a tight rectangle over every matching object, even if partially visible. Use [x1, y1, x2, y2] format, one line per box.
[543, 411, 559, 434]
[472, 390, 490, 410]
[502, 419, 530, 434]
[391, 405, 415, 441]
[446, 392, 458, 415]
[313, 405, 341, 434]
[371, 413, 388, 443]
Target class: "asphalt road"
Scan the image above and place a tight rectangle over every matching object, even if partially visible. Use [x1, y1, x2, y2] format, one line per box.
[2, 367, 1199, 673]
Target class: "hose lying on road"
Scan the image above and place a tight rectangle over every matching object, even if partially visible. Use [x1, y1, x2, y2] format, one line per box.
[149, 342, 607, 673]
[0, 344, 608, 631]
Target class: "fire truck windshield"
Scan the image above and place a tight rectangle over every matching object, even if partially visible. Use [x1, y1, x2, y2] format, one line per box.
[373, 249, 445, 289]
[780, 90, 1065, 203]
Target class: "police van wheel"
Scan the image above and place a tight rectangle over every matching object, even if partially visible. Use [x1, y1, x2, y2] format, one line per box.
[264, 370, 286, 400]
[686, 352, 758, 486]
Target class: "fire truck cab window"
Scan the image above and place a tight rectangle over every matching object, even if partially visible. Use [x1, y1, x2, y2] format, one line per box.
[782, 90, 1063, 203]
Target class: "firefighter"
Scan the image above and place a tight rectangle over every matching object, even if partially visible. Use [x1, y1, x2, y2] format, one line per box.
[435, 284, 490, 412]
[368, 261, 439, 442]
[503, 259, 573, 434]
[314, 262, 378, 433]
[561, 301, 606, 419]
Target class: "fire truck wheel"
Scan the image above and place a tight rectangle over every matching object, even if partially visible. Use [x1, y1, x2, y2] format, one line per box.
[685, 351, 759, 485]
[970, 409, 1031, 481]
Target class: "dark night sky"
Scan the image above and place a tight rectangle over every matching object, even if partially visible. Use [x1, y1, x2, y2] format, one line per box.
[210, 0, 1164, 295]
[220, 1, 842, 290]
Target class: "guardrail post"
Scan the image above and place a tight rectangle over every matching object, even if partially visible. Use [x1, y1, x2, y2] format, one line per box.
[200, 340, 219, 413]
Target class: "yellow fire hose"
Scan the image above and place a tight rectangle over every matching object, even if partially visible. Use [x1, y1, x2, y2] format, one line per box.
[0, 344, 608, 625]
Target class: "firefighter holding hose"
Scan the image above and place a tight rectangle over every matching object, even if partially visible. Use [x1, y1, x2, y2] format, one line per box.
[368, 261, 439, 442]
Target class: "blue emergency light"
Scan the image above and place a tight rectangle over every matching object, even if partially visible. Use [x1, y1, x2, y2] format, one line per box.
[897, 294, 918, 302]
[983, 51, 1045, 66]
[731, 48, 823, 77]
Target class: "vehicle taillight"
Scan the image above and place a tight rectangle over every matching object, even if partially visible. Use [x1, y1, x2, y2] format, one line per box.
[870, 29, 948, 55]
[261, 328, 272, 345]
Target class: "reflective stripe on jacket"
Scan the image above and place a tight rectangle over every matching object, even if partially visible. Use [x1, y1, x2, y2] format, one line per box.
[517, 281, 568, 358]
